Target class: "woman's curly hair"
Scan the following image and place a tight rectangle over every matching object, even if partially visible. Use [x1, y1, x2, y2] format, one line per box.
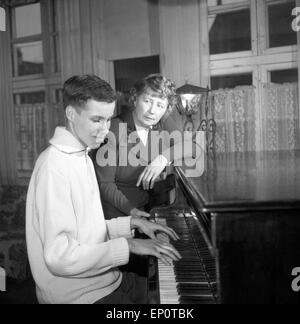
[129, 74, 177, 118]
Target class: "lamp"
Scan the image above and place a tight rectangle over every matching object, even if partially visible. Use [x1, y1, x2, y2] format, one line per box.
[176, 83, 209, 113]
[176, 82, 216, 153]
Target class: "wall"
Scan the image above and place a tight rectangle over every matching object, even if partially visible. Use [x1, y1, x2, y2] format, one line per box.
[57, 0, 109, 80]
[57, 0, 209, 88]
[103, 0, 209, 88]
[159, 0, 209, 87]
[103, 0, 160, 61]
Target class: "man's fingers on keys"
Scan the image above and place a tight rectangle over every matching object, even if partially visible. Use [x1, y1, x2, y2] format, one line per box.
[161, 243, 182, 260]
[168, 227, 180, 240]
[158, 225, 180, 241]
[157, 253, 172, 266]
[137, 169, 146, 187]
[147, 231, 157, 240]
[152, 249, 171, 265]
[156, 240, 182, 259]
[157, 245, 181, 262]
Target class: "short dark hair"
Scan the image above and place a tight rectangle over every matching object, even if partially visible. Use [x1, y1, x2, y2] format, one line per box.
[63, 75, 117, 111]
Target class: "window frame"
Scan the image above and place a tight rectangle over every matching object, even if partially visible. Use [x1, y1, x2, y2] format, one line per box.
[257, 0, 297, 55]
[261, 61, 298, 83]
[10, 1, 44, 79]
[9, 0, 61, 104]
[208, 0, 257, 61]
[208, 0, 298, 151]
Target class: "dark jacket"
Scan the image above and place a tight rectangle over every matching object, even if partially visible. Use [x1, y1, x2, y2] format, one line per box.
[93, 108, 182, 219]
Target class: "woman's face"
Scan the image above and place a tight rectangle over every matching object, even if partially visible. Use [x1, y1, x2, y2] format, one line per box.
[133, 88, 169, 128]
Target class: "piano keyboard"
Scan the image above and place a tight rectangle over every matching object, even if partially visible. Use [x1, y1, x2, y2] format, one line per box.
[154, 208, 217, 304]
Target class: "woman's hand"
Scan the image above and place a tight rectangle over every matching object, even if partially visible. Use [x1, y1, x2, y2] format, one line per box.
[130, 208, 150, 218]
[127, 239, 182, 266]
[136, 155, 169, 191]
[131, 217, 179, 241]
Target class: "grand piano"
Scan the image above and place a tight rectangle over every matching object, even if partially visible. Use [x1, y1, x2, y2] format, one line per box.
[149, 150, 300, 304]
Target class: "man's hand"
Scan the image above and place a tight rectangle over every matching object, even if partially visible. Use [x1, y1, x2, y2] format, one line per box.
[130, 208, 150, 218]
[127, 239, 182, 266]
[131, 217, 179, 241]
[136, 155, 169, 191]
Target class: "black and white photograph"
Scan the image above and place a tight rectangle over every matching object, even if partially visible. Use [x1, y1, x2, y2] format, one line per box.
[0, 0, 300, 308]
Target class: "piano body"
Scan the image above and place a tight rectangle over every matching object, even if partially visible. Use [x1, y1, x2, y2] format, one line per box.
[149, 150, 300, 304]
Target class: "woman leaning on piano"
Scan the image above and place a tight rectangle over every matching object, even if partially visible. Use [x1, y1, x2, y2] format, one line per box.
[91, 74, 201, 303]
[92, 74, 186, 220]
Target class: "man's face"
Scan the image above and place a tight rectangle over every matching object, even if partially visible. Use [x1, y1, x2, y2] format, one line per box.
[134, 89, 168, 128]
[70, 99, 115, 149]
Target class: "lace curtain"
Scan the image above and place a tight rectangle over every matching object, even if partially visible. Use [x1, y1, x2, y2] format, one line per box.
[261, 82, 300, 151]
[211, 83, 300, 152]
[212, 86, 256, 153]
[11, 84, 300, 175]
[14, 104, 50, 173]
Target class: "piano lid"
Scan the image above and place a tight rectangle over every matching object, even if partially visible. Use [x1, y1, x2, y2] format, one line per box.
[176, 150, 300, 213]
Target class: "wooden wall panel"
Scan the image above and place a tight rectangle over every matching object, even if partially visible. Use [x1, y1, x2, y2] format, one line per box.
[57, 0, 112, 82]
[103, 0, 160, 61]
[0, 30, 18, 185]
[159, 0, 209, 87]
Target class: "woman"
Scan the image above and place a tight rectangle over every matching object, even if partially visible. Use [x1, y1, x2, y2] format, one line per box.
[93, 74, 182, 220]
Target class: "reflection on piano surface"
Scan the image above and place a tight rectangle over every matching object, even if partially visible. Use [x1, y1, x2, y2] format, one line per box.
[149, 151, 300, 304]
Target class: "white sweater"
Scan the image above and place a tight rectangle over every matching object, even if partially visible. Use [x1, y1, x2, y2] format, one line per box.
[26, 127, 132, 304]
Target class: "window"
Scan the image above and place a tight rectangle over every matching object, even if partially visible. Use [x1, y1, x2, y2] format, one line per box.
[209, 0, 297, 89]
[14, 41, 44, 76]
[10, 0, 61, 99]
[270, 68, 298, 84]
[114, 56, 160, 93]
[9, 1, 62, 178]
[14, 91, 45, 105]
[268, 1, 297, 48]
[14, 3, 41, 38]
[209, 0, 298, 151]
[11, 2, 44, 77]
[211, 73, 253, 90]
[209, 9, 251, 55]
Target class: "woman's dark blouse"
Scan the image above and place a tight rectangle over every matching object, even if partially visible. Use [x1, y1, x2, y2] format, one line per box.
[92, 108, 183, 219]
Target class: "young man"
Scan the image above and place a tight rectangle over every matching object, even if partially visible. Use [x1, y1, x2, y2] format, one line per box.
[26, 75, 181, 304]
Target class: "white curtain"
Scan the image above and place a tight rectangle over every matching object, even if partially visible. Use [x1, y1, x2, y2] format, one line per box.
[14, 104, 50, 173]
[261, 82, 300, 151]
[212, 86, 256, 153]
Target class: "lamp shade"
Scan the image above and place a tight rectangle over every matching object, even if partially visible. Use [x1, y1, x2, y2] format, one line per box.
[176, 83, 208, 95]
